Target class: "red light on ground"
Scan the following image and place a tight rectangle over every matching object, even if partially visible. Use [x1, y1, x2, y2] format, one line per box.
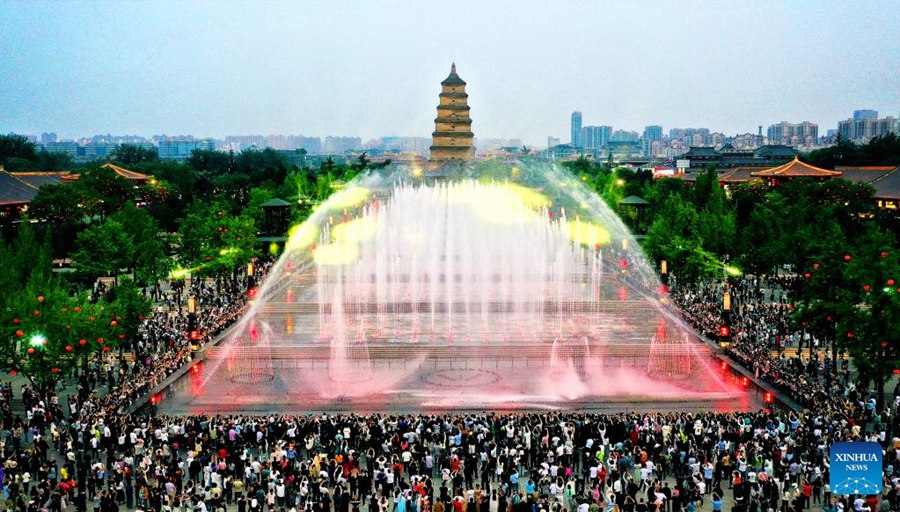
[764, 392, 774, 404]
[742, 377, 749, 387]
[720, 361, 728, 370]
[248, 287, 257, 298]
[718, 326, 730, 337]
[191, 364, 200, 373]
[189, 330, 200, 341]
[658, 285, 668, 294]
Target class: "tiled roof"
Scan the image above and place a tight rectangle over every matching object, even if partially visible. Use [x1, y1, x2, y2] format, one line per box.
[719, 167, 759, 183]
[869, 167, 900, 200]
[751, 157, 842, 178]
[0, 171, 39, 205]
[9, 171, 75, 188]
[101, 163, 150, 182]
[838, 168, 893, 184]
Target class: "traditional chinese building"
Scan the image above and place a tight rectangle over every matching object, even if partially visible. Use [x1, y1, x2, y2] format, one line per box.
[750, 156, 842, 186]
[430, 63, 475, 163]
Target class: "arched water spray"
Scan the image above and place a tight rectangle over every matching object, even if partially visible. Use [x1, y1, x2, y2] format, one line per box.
[165, 160, 743, 413]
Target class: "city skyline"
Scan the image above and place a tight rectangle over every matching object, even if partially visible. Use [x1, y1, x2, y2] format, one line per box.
[2, 1, 899, 146]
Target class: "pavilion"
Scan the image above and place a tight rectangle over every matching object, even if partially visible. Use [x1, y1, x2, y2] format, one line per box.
[750, 156, 842, 186]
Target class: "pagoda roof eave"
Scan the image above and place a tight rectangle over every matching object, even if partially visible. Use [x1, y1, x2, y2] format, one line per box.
[750, 156, 843, 178]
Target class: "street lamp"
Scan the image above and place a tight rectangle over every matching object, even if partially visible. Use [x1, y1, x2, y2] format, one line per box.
[723, 290, 732, 311]
[187, 296, 199, 350]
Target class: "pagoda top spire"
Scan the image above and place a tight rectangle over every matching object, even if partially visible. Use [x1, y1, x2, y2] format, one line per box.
[451, 62, 456, 73]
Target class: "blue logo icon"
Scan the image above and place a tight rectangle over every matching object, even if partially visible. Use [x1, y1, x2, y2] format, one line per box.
[830, 441, 882, 495]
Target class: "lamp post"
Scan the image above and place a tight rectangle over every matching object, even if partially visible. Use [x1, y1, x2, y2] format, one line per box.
[187, 295, 199, 351]
[660, 260, 668, 286]
[719, 285, 732, 348]
[247, 262, 255, 290]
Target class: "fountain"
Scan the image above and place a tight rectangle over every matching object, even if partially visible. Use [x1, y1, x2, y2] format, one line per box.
[159, 160, 746, 413]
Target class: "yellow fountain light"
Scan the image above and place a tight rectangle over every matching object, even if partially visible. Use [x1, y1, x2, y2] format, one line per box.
[285, 223, 319, 252]
[500, 183, 551, 209]
[324, 186, 370, 210]
[725, 265, 743, 277]
[567, 219, 612, 247]
[313, 242, 359, 266]
[331, 216, 379, 243]
[473, 189, 541, 225]
[410, 163, 424, 178]
[169, 267, 189, 280]
[268, 242, 280, 256]
[511, 166, 521, 178]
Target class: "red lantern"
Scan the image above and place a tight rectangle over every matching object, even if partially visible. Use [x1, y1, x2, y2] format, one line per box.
[73, 307, 81, 313]
[15, 330, 23, 337]
[118, 334, 125, 339]
[894, 369, 900, 375]
[12, 318, 20, 325]
[79, 339, 87, 346]
[110, 320, 117, 327]
[826, 316, 833, 322]
[51, 367, 59, 373]
[102, 346, 110, 352]
[882, 341, 889, 348]
[8, 370, 15, 376]
[882, 251, 889, 258]
[863, 285, 871, 291]
[27, 347, 35, 355]
[844, 255, 851, 261]
[37, 295, 44, 303]
[97, 337, 104, 344]
[888, 279, 895, 286]
[847, 332, 855, 339]
[33, 310, 40, 316]
[813, 263, 820, 269]
[65, 345, 73, 352]
[88, 316, 95, 321]
[804, 273, 811, 279]
[66, 325, 71, 329]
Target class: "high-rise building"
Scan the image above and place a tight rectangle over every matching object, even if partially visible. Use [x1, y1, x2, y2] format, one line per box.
[853, 110, 878, 121]
[44, 141, 78, 157]
[158, 137, 214, 161]
[838, 115, 897, 142]
[571, 111, 583, 148]
[430, 63, 475, 162]
[547, 136, 560, 149]
[611, 130, 639, 143]
[766, 121, 818, 147]
[580, 126, 612, 153]
[324, 136, 362, 155]
[643, 125, 663, 142]
[40, 132, 57, 145]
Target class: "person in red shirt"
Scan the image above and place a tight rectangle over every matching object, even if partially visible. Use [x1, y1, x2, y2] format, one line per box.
[802, 483, 812, 509]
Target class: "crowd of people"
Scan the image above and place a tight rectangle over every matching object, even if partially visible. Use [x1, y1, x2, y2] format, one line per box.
[2, 266, 899, 512]
[669, 275, 891, 425]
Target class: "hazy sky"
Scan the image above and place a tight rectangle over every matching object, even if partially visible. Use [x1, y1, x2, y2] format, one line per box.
[2, 1, 899, 146]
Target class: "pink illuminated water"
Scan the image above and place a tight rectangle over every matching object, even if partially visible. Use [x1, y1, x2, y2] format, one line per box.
[160, 163, 745, 413]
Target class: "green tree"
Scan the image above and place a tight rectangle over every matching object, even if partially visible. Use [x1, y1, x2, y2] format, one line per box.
[105, 277, 152, 351]
[110, 143, 159, 165]
[0, 274, 119, 394]
[0, 134, 38, 164]
[72, 219, 134, 284]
